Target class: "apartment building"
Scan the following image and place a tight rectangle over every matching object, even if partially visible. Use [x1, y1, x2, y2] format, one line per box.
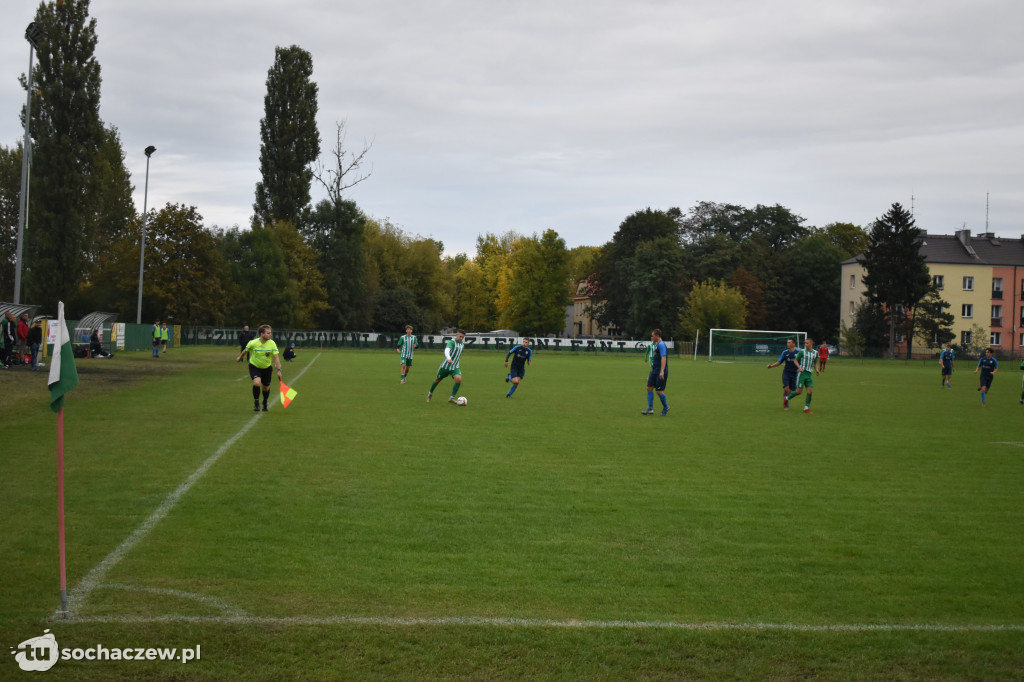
[840, 229, 1024, 353]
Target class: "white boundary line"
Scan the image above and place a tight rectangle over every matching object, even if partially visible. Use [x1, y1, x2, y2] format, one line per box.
[62, 355, 319, 617]
[61, 613, 1024, 633]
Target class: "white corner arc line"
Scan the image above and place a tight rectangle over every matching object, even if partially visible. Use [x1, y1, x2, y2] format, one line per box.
[63, 354, 320, 616]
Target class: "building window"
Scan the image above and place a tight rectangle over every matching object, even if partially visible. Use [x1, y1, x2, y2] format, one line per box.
[1020, 306, 1024, 326]
[933, 274, 944, 289]
[961, 330, 972, 345]
[1020, 333, 1024, 347]
[849, 300, 855, 316]
[961, 304, 973, 318]
[990, 332, 1001, 346]
[849, 274, 855, 289]
[992, 277, 1003, 299]
[963, 276, 974, 291]
[894, 332, 904, 343]
[992, 305, 1002, 320]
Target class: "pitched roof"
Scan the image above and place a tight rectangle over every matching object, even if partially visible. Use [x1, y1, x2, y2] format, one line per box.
[843, 231, 1024, 266]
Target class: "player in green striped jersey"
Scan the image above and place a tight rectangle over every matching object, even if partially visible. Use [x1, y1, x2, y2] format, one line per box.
[396, 325, 418, 383]
[785, 337, 820, 414]
[427, 329, 466, 403]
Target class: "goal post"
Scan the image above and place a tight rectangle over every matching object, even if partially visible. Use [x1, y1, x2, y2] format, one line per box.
[707, 328, 806, 362]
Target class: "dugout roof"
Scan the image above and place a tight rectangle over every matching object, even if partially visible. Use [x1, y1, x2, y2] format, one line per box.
[0, 302, 39, 319]
[74, 312, 119, 334]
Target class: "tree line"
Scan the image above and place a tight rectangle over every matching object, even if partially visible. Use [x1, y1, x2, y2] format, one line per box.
[3, 0, 938, 348]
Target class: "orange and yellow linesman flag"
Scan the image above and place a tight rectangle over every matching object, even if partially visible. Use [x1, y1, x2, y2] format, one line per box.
[280, 381, 298, 408]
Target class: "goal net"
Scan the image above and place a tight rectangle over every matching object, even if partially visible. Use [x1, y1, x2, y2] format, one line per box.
[707, 328, 806, 362]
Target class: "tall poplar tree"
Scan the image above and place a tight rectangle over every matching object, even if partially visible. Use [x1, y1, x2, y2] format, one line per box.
[0, 145, 20, 299]
[24, 0, 105, 312]
[253, 45, 320, 229]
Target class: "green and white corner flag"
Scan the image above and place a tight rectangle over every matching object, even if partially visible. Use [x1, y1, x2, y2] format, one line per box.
[48, 302, 79, 413]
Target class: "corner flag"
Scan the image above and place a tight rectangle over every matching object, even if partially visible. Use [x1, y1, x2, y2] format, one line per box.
[280, 381, 297, 408]
[48, 302, 79, 413]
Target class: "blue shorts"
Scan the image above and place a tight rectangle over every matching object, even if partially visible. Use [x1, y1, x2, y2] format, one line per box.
[647, 367, 668, 391]
[782, 371, 798, 389]
[941, 363, 952, 376]
[509, 364, 526, 380]
[980, 374, 994, 390]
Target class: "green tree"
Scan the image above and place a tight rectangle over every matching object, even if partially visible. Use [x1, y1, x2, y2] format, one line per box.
[593, 208, 684, 337]
[363, 218, 453, 331]
[139, 204, 233, 324]
[86, 126, 136, 277]
[308, 121, 373, 329]
[454, 260, 490, 331]
[503, 229, 570, 335]
[253, 46, 320, 229]
[728, 266, 767, 329]
[908, 289, 955, 351]
[0, 145, 20, 299]
[23, 0, 105, 312]
[474, 231, 522, 329]
[221, 225, 294, 326]
[306, 199, 369, 329]
[774, 233, 846, 341]
[267, 221, 329, 328]
[858, 203, 933, 358]
[567, 245, 601, 293]
[822, 222, 869, 258]
[679, 280, 748, 338]
[373, 288, 426, 334]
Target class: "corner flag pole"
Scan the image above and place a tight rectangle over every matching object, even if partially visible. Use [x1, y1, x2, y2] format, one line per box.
[48, 301, 78, 618]
[57, 408, 68, 615]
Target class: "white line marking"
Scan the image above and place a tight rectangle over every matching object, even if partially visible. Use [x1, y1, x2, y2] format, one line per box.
[991, 441, 1024, 448]
[94, 583, 250, 617]
[63, 355, 319, 617]
[58, 613, 1024, 632]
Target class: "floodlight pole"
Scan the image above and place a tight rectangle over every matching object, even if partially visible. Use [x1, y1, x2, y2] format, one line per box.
[13, 22, 43, 305]
[135, 146, 156, 324]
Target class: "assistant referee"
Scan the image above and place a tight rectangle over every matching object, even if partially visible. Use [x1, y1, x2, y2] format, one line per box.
[236, 324, 283, 412]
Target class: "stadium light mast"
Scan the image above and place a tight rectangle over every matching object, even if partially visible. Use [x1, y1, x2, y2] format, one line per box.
[135, 145, 156, 324]
[13, 22, 44, 305]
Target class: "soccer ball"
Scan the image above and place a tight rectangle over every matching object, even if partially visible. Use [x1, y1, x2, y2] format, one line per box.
[456, 396, 468, 406]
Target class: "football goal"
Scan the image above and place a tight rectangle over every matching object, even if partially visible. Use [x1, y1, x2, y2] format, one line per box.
[707, 328, 806, 362]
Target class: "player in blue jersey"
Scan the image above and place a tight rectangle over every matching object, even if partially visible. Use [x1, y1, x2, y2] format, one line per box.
[641, 329, 670, 416]
[504, 337, 532, 398]
[939, 343, 954, 389]
[973, 347, 998, 406]
[766, 337, 799, 410]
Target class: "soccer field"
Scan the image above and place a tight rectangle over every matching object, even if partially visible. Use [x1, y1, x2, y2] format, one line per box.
[2, 348, 1022, 680]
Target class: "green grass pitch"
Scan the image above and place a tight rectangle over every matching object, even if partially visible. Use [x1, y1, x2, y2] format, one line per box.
[2, 348, 1022, 680]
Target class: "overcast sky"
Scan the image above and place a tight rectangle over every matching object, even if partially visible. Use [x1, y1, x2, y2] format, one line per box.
[2, 0, 1022, 256]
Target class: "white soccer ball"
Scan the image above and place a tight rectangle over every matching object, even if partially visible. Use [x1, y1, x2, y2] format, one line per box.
[457, 396, 468, 406]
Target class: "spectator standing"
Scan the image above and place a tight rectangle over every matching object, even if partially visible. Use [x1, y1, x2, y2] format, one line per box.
[27, 319, 43, 370]
[16, 313, 30, 364]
